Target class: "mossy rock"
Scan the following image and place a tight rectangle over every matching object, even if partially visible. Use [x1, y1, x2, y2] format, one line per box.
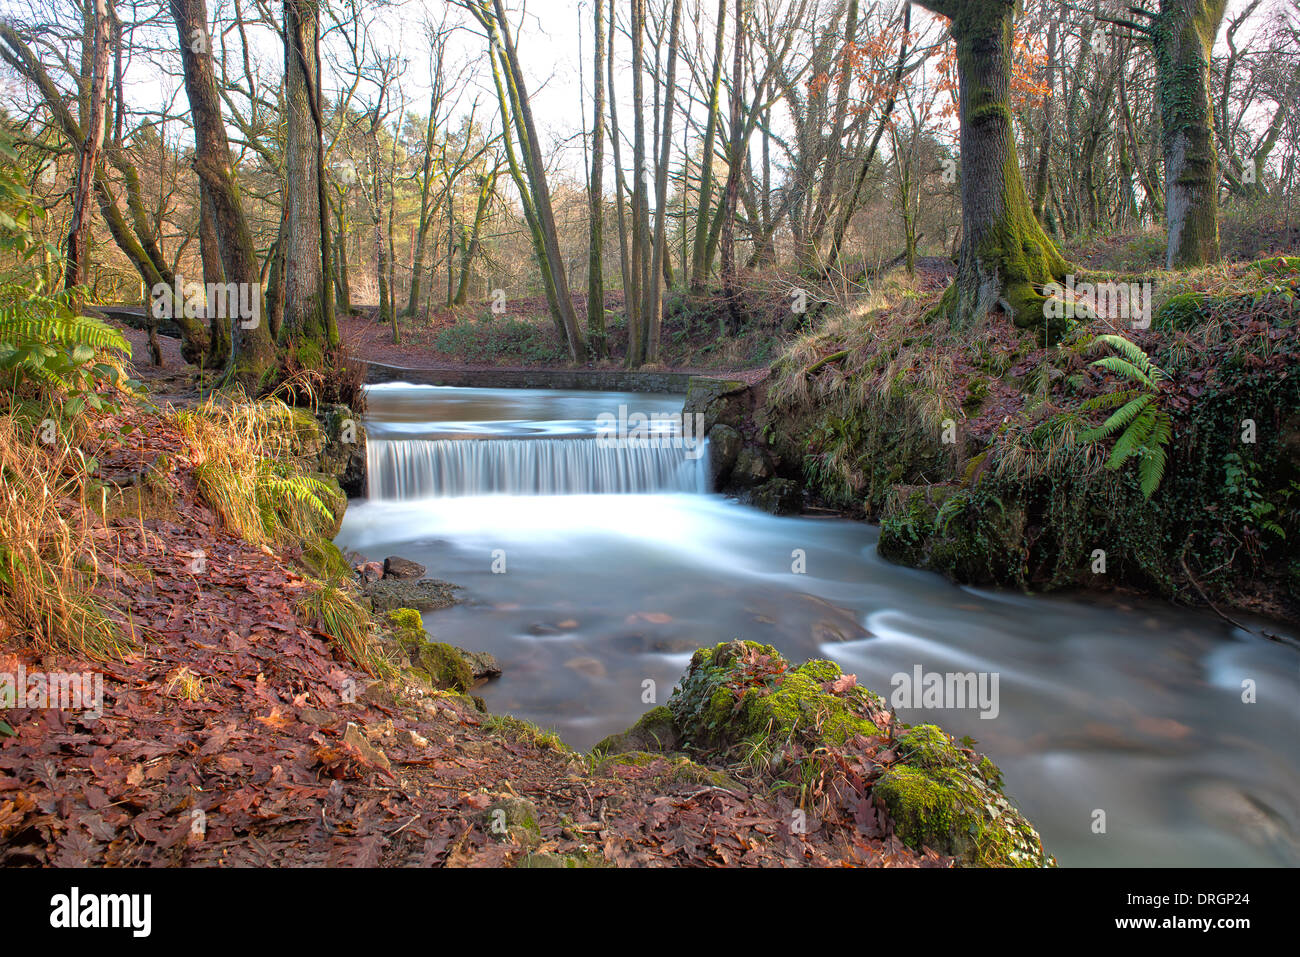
[874, 725, 1052, 868]
[413, 640, 473, 693]
[1153, 292, 1214, 330]
[879, 485, 1026, 585]
[482, 795, 541, 846]
[385, 607, 424, 636]
[683, 377, 749, 432]
[1247, 255, 1300, 278]
[668, 641, 880, 755]
[301, 538, 352, 580]
[746, 477, 802, 515]
[592, 706, 681, 756]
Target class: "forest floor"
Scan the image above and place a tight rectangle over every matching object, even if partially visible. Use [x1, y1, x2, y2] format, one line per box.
[0, 363, 947, 867]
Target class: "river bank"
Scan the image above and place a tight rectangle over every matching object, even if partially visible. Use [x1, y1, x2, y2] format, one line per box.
[0, 385, 1049, 867]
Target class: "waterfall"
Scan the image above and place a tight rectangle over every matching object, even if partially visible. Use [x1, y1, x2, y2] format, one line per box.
[367, 436, 710, 499]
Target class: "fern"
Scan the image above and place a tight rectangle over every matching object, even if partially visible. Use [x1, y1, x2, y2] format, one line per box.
[0, 128, 133, 410]
[1078, 335, 1173, 499]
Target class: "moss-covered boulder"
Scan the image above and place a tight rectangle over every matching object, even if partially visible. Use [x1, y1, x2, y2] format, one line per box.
[669, 641, 881, 753]
[592, 705, 681, 755]
[413, 641, 473, 693]
[384, 608, 474, 693]
[874, 725, 1051, 867]
[667, 641, 1051, 868]
[481, 795, 541, 846]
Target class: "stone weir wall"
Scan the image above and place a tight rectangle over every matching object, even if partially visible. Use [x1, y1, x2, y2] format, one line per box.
[365, 362, 697, 394]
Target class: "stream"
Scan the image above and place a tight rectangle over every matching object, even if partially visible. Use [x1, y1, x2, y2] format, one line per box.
[336, 382, 1300, 867]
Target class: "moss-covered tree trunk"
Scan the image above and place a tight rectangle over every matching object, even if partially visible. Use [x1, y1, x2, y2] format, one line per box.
[282, 0, 337, 368]
[198, 184, 231, 366]
[170, 0, 275, 389]
[1154, 0, 1226, 269]
[917, 0, 1067, 332]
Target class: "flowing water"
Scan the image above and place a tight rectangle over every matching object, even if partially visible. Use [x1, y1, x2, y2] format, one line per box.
[337, 383, 1300, 867]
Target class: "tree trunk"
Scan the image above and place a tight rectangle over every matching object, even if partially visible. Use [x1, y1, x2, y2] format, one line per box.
[643, 0, 682, 363]
[916, 0, 1067, 332]
[65, 0, 110, 297]
[198, 183, 231, 365]
[627, 0, 648, 365]
[486, 0, 586, 360]
[607, 0, 632, 319]
[719, 0, 744, 334]
[587, 0, 607, 357]
[170, 0, 274, 388]
[1031, 17, 1056, 224]
[1154, 0, 1226, 268]
[689, 0, 727, 291]
[283, 0, 337, 366]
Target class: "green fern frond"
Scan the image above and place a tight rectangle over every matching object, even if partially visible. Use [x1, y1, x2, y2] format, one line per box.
[1079, 393, 1152, 442]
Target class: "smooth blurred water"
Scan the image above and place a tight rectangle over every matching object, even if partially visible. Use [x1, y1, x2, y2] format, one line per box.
[337, 383, 1300, 867]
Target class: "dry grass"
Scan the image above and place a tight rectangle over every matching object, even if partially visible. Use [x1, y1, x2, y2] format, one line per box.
[163, 665, 211, 702]
[296, 578, 392, 677]
[0, 413, 128, 659]
[177, 395, 341, 546]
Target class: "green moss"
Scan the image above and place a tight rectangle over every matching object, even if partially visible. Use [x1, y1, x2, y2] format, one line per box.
[592, 705, 681, 756]
[1154, 291, 1213, 329]
[875, 725, 1051, 868]
[1248, 255, 1300, 277]
[669, 641, 879, 755]
[385, 607, 424, 636]
[301, 538, 351, 580]
[414, 640, 473, 693]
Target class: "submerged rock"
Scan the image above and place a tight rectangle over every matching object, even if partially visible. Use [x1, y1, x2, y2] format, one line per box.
[745, 477, 802, 515]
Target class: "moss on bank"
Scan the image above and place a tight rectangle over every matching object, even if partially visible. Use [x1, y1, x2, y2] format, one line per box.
[762, 257, 1300, 620]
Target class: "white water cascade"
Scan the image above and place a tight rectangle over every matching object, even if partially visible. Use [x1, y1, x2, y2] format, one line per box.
[366, 436, 710, 499]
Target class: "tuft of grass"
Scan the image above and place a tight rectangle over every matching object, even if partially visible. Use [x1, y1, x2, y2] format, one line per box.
[177, 396, 342, 546]
[0, 413, 129, 659]
[162, 665, 210, 702]
[296, 578, 391, 677]
[481, 713, 569, 753]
